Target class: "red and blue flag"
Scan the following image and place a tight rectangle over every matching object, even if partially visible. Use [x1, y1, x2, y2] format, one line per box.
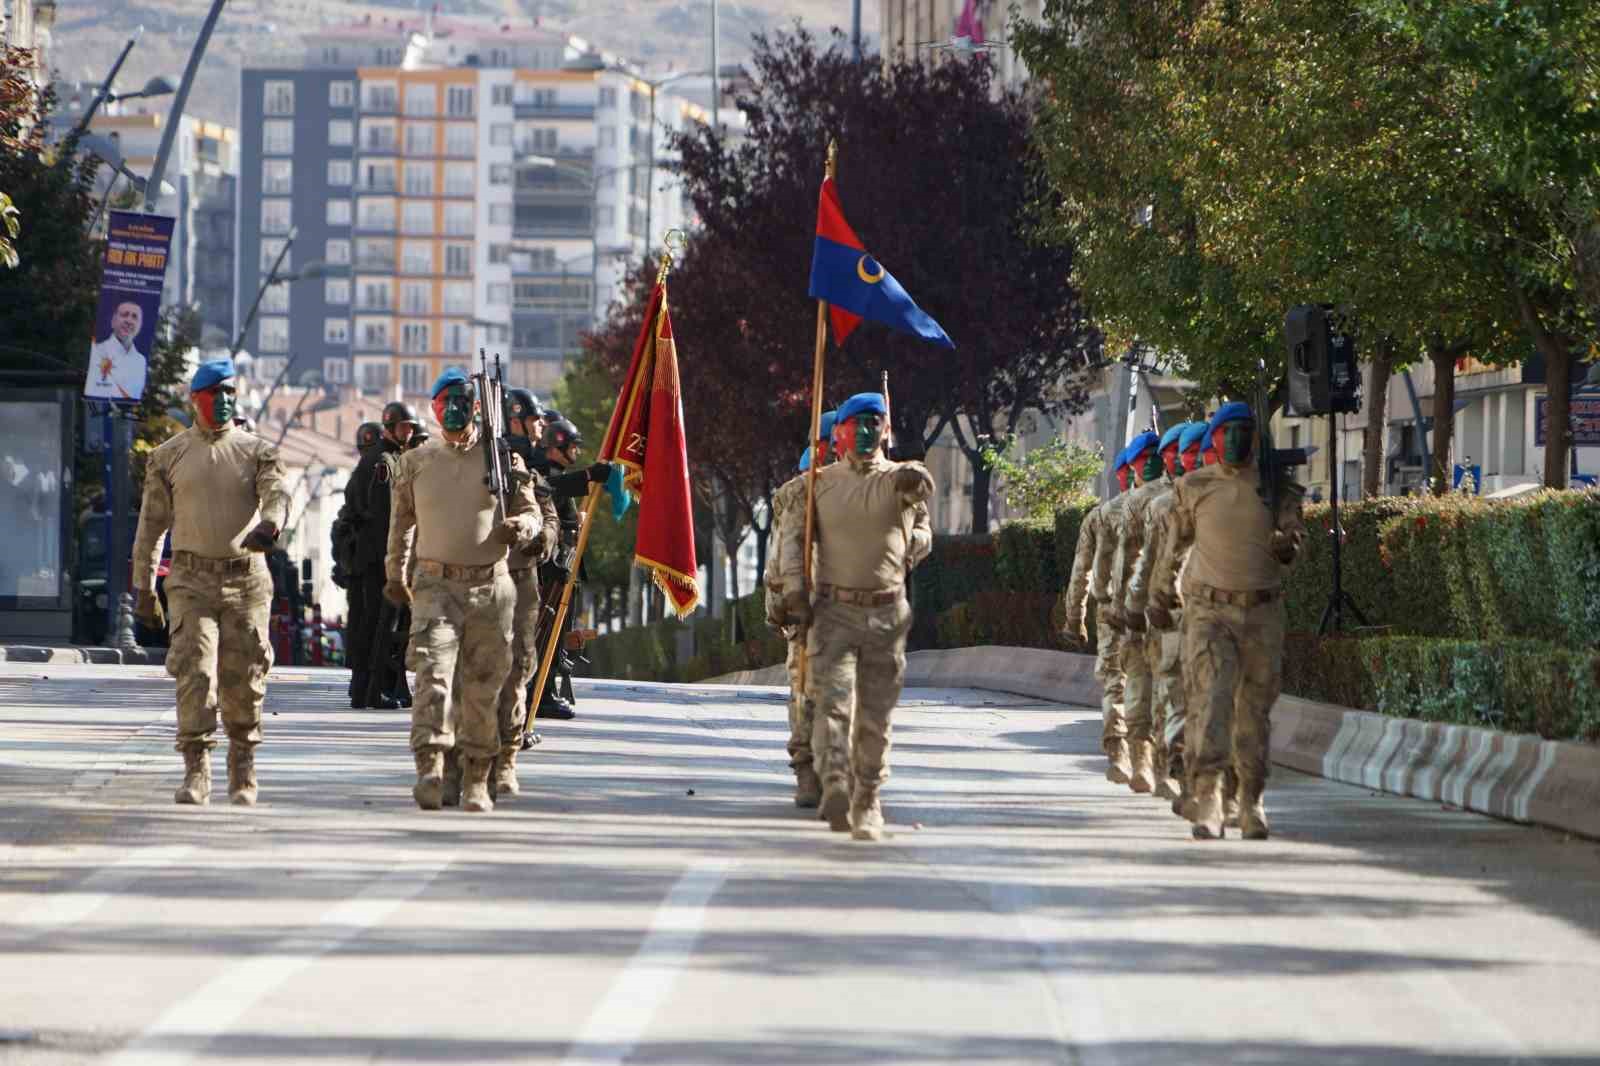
[808, 178, 954, 349]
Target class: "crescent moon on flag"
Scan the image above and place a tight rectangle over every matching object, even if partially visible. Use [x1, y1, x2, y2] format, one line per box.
[856, 255, 886, 284]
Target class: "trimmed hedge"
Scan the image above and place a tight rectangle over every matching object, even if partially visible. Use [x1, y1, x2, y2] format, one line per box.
[582, 590, 787, 685]
[909, 534, 996, 649]
[1284, 634, 1600, 742]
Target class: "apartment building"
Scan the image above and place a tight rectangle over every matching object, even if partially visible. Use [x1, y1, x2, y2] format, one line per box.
[237, 17, 705, 401]
[881, 0, 1043, 89]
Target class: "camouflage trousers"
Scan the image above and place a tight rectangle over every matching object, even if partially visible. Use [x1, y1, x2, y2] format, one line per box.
[1093, 604, 1126, 753]
[164, 559, 274, 751]
[492, 567, 543, 751]
[1121, 626, 1156, 744]
[1181, 595, 1285, 789]
[1152, 616, 1187, 768]
[407, 567, 515, 760]
[806, 596, 912, 792]
[786, 631, 856, 775]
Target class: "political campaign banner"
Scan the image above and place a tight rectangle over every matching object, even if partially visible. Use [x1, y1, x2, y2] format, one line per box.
[84, 211, 174, 406]
[1535, 393, 1600, 448]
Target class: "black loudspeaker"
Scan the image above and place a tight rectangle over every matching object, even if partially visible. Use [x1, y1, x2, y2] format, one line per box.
[1285, 304, 1361, 416]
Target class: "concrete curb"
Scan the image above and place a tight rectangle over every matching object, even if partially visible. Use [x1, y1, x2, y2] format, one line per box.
[0, 645, 167, 666]
[715, 644, 1599, 841]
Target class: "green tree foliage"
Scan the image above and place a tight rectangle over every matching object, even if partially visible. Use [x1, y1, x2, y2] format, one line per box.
[0, 191, 17, 269]
[978, 434, 1101, 522]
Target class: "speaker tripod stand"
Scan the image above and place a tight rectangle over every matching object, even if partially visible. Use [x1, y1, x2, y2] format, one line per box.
[1317, 411, 1369, 635]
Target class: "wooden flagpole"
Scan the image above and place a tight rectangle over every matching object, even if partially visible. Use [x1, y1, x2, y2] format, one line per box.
[526, 243, 678, 720]
[795, 140, 838, 697]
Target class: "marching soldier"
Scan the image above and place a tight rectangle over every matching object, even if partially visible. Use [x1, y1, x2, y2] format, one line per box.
[1150, 402, 1307, 840]
[778, 393, 933, 841]
[764, 411, 837, 809]
[384, 368, 544, 813]
[527, 411, 613, 723]
[1062, 448, 1134, 783]
[491, 388, 561, 796]
[1126, 422, 1203, 806]
[132, 357, 288, 806]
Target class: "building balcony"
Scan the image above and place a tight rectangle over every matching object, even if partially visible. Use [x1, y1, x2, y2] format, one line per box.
[354, 254, 396, 271]
[355, 220, 397, 235]
[361, 99, 397, 115]
[513, 102, 595, 121]
[358, 179, 398, 193]
[361, 139, 399, 155]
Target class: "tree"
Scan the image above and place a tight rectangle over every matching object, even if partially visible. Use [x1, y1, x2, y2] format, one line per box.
[671, 27, 1097, 531]
[978, 432, 1101, 521]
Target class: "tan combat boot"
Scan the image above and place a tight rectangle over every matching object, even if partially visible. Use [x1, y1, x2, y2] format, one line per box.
[413, 750, 444, 810]
[793, 764, 821, 809]
[1104, 739, 1132, 785]
[227, 743, 258, 806]
[1238, 780, 1269, 840]
[1223, 770, 1242, 829]
[175, 745, 212, 805]
[492, 746, 521, 798]
[442, 748, 463, 808]
[849, 784, 885, 842]
[1129, 739, 1156, 794]
[461, 755, 495, 813]
[818, 777, 851, 832]
[1190, 773, 1225, 840]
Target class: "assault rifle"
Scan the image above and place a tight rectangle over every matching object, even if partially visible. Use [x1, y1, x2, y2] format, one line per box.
[472, 349, 523, 519]
[1253, 358, 1314, 515]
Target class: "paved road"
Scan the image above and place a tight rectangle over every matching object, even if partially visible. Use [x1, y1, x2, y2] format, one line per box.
[2, 662, 1599, 1065]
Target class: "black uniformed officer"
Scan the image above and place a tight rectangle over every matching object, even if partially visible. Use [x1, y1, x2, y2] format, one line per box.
[335, 421, 385, 707]
[527, 410, 611, 723]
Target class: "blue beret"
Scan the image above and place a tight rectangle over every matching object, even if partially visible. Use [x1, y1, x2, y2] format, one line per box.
[817, 410, 838, 442]
[1209, 401, 1253, 433]
[1125, 430, 1160, 459]
[190, 357, 235, 392]
[431, 366, 469, 397]
[1159, 423, 1191, 451]
[1111, 444, 1130, 471]
[836, 392, 888, 422]
[1179, 422, 1209, 452]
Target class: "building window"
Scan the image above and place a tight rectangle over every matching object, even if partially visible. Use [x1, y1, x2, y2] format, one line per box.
[402, 201, 433, 235]
[402, 241, 433, 274]
[404, 84, 435, 116]
[260, 238, 288, 271]
[598, 125, 616, 148]
[359, 199, 396, 231]
[444, 321, 471, 353]
[358, 280, 392, 311]
[596, 205, 615, 228]
[321, 47, 342, 66]
[401, 361, 430, 393]
[325, 238, 351, 265]
[263, 120, 293, 155]
[404, 165, 434, 196]
[363, 81, 397, 112]
[400, 323, 430, 354]
[488, 242, 512, 264]
[324, 318, 350, 344]
[490, 123, 512, 147]
[363, 120, 397, 153]
[355, 238, 393, 270]
[323, 357, 351, 383]
[401, 281, 431, 314]
[325, 277, 350, 304]
[362, 162, 397, 192]
[488, 203, 512, 226]
[599, 87, 617, 108]
[360, 321, 390, 349]
[518, 126, 558, 153]
[326, 199, 352, 226]
[359, 360, 390, 391]
[328, 119, 354, 147]
[445, 123, 475, 157]
[258, 317, 290, 352]
[444, 243, 472, 275]
[404, 124, 435, 157]
[327, 159, 353, 186]
[444, 162, 474, 196]
[443, 281, 473, 314]
[488, 48, 511, 67]
[489, 163, 512, 185]
[487, 282, 510, 306]
[329, 81, 355, 108]
[446, 85, 474, 117]
[491, 84, 513, 106]
[262, 159, 293, 195]
[264, 80, 295, 115]
[443, 202, 474, 235]
[260, 285, 289, 314]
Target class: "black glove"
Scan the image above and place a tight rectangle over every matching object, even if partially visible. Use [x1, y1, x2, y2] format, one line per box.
[587, 461, 614, 484]
[241, 520, 278, 553]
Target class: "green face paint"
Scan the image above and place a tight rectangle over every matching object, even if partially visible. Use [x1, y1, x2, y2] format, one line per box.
[1222, 420, 1255, 465]
[438, 383, 473, 432]
[1142, 448, 1165, 484]
[848, 413, 884, 458]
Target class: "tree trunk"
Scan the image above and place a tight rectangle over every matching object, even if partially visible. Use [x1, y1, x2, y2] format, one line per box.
[1362, 340, 1395, 498]
[1514, 285, 1576, 489]
[1427, 341, 1458, 495]
[970, 460, 993, 533]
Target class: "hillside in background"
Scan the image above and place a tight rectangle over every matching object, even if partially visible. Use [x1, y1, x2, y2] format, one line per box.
[46, 0, 881, 129]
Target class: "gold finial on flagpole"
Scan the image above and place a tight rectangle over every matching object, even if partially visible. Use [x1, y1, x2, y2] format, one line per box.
[656, 227, 687, 284]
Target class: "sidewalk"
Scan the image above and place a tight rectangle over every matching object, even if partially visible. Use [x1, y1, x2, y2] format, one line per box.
[0, 643, 166, 665]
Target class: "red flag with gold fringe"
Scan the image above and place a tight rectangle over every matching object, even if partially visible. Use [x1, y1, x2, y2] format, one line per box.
[598, 279, 700, 616]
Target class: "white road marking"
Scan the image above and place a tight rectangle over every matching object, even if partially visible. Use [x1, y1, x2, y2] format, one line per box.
[103, 856, 451, 1066]
[561, 859, 736, 1066]
[69, 708, 178, 796]
[5, 846, 194, 941]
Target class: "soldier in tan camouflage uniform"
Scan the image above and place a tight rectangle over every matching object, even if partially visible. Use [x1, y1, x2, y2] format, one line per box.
[1103, 430, 1167, 795]
[1151, 402, 1306, 840]
[132, 358, 289, 806]
[384, 368, 544, 813]
[763, 412, 838, 808]
[1126, 422, 1205, 808]
[778, 393, 932, 841]
[1062, 449, 1133, 782]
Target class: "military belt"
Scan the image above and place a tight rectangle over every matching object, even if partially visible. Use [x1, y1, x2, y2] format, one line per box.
[1193, 583, 1280, 608]
[171, 550, 257, 576]
[416, 559, 509, 582]
[816, 583, 903, 607]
